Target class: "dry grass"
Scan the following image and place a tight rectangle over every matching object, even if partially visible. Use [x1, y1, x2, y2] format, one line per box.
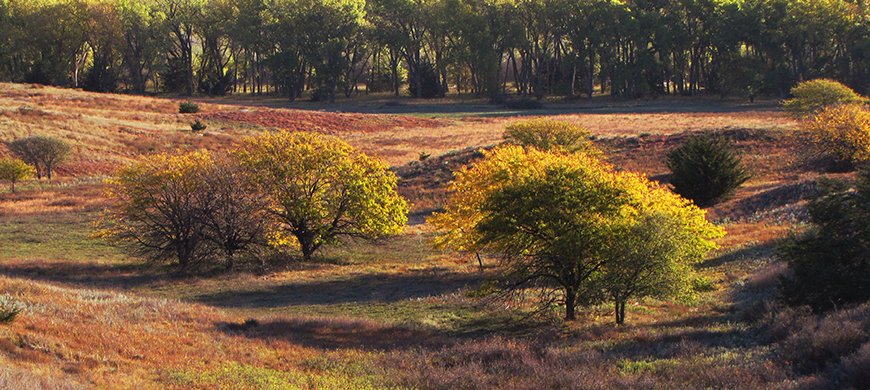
[0, 83, 852, 389]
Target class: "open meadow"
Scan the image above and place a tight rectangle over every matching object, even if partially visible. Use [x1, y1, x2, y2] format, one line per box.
[1, 83, 869, 389]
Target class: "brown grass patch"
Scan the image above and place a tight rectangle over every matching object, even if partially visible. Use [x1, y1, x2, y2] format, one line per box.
[0, 183, 109, 216]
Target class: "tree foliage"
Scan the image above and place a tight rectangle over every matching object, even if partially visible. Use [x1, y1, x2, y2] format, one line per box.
[503, 119, 596, 155]
[429, 145, 722, 322]
[779, 172, 870, 312]
[235, 131, 408, 260]
[103, 150, 214, 269]
[0, 157, 34, 192]
[783, 79, 867, 120]
[2, 0, 870, 100]
[7, 135, 71, 180]
[101, 132, 408, 269]
[806, 104, 870, 168]
[666, 135, 751, 207]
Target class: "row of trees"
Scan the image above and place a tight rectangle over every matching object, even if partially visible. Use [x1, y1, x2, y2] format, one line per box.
[1, 0, 868, 100]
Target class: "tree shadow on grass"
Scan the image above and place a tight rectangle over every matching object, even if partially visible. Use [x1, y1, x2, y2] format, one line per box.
[215, 316, 449, 351]
[0, 260, 174, 289]
[197, 270, 488, 308]
[699, 241, 777, 269]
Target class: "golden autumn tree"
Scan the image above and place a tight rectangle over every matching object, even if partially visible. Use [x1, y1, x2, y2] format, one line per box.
[235, 131, 408, 260]
[429, 146, 723, 322]
[0, 157, 35, 192]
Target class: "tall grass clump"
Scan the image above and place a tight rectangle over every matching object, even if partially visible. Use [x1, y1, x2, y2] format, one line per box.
[666, 135, 750, 207]
[782, 79, 866, 119]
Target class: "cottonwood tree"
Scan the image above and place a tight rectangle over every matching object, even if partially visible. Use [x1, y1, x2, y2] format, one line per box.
[429, 145, 722, 322]
[235, 131, 408, 260]
[7, 136, 71, 180]
[0, 158, 34, 192]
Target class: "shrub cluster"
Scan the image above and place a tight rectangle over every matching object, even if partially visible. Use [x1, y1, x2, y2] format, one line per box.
[6, 135, 71, 180]
[666, 135, 750, 207]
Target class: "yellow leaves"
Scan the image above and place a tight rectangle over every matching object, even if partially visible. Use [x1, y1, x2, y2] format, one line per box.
[783, 79, 866, 119]
[807, 103, 870, 165]
[236, 131, 408, 256]
[429, 143, 723, 254]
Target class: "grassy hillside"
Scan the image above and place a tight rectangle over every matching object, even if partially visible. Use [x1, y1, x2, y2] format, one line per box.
[1, 83, 868, 389]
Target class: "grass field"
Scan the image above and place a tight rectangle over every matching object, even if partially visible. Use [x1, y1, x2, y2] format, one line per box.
[0, 83, 868, 389]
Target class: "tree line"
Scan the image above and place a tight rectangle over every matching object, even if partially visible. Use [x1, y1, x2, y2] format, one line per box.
[0, 0, 867, 101]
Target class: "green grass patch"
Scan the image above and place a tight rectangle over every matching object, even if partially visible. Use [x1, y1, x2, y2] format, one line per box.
[164, 361, 400, 390]
[0, 211, 127, 264]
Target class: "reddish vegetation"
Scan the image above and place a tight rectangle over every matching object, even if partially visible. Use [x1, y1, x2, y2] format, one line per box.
[199, 109, 445, 134]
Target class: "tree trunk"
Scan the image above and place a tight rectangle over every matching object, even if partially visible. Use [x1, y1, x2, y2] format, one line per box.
[564, 289, 577, 321]
[615, 300, 627, 325]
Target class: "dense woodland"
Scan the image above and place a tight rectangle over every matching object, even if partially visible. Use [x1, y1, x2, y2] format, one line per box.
[0, 0, 868, 101]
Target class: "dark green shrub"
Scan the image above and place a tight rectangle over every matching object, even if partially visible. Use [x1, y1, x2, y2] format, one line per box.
[179, 100, 200, 114]
[666, 135, 750, 207]
[190, 119, 207, 132]
[0, 308, 18, 324]
[778, 174, 870, 312]
[0, 298, 21, 324]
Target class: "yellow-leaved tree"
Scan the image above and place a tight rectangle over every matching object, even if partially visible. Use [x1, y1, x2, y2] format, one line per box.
[0, 157, 35, 192]
[235, 131, 408, 260]
[428, 145, 723, 323]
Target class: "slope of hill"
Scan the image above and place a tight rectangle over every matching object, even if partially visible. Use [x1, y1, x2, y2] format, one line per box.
[4, 84, 869, 389]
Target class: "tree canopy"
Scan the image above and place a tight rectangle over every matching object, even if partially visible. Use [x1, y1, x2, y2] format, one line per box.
[429, 145, 723, 322]
[235, 131, 409, 260]
[1, 0, 869, 100]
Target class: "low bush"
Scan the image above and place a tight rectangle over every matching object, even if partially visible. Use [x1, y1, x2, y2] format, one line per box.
[666, 135, 751, 207]
[503, 119, 595, 154]
[190, 119, 207, 132]
[806, 103, 870, 168]
[780, 319, 867, 373]
[782, 79, 866, 119]
[178, 100, 200, 114]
